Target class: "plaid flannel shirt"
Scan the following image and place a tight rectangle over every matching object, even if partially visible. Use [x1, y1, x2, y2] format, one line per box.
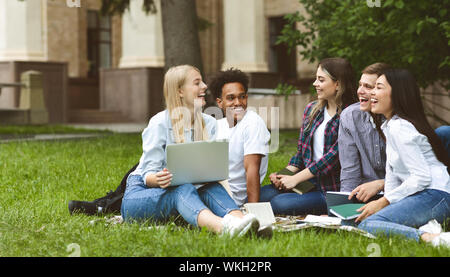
[289, 101, 341, 192]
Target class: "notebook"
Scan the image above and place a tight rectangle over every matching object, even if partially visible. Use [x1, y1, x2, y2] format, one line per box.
[328, 203, 365, 220]
[243, 202, 276, 227]
[276, 168, 315, 194]
[166, 141, 229, 186]
[325, 191, 383, 209]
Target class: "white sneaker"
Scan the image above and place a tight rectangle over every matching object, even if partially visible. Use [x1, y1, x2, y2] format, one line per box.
[431, 233, 450, 248]
[221, 213, 260, 237]
[419, 219, 442, 234]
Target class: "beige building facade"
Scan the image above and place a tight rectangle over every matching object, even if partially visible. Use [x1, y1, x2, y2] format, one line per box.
[0, 0, 318, 124]
[2, 0, 446, 126]
[0, 0, 315, 78]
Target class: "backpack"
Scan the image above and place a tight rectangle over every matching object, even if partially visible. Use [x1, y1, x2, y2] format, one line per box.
[68, 163, 138, 215]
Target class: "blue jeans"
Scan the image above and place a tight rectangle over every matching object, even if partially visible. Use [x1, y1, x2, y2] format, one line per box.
[435, 125, 450, 159]
[121, 175, 240, 226]
[358, 189, 450, 242]
[259, 181, 328, 215]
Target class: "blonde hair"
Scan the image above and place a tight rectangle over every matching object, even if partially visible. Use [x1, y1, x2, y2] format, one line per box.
[163, 65, 209, 143]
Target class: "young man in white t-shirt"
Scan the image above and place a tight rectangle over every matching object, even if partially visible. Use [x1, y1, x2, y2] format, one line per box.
[208, 68, 271, 207]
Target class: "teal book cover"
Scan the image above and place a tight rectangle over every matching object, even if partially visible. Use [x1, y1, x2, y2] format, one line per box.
[329, 203, 365, 220]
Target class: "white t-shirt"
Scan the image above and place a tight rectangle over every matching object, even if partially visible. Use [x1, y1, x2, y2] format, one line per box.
[313, 107, 332, 162]
[216, 110, 271, 206]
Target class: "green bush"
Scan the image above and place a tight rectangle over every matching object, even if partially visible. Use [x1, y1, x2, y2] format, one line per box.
[277, 0, 450, 89]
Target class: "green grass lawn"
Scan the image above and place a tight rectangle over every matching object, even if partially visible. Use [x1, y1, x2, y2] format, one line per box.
[0, 129, 449, 257]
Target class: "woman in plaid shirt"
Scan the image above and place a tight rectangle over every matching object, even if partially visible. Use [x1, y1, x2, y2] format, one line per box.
[260, 58, 357, 215]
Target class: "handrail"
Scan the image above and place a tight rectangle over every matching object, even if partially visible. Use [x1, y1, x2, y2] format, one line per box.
[0, 82, 25, 95]
[0, 82, 24, 88]
[248, 88, 302, 95]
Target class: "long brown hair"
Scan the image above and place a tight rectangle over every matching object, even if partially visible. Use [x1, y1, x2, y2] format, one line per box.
[305, 58, 357, 131]
[383, 68, 449, 168]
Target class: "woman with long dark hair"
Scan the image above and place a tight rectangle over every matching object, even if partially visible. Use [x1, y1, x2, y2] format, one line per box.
[356, 68, 450, 247]
[259, 57, 357, 215]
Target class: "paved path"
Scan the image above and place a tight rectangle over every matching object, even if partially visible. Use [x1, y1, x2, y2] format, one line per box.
[0, 133, 107, 143]
[0, 123, 147, 143]
[64, 123, 147, 133]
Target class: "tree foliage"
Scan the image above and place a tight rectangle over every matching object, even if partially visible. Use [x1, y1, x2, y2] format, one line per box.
[100, 0, 156, 15]
[277, 0, 450, 88]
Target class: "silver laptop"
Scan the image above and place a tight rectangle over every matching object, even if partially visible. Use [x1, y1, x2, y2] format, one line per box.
[166, 140, 229, 186]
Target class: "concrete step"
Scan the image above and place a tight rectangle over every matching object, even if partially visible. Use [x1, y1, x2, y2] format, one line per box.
[68, 109, 132, 123]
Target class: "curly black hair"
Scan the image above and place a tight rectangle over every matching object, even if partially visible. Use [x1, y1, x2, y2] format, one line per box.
[208, 68, 249, 99]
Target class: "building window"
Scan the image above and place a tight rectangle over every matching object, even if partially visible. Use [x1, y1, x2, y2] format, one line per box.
[87, 11, 112, 77]
[268, 16, 297, 81]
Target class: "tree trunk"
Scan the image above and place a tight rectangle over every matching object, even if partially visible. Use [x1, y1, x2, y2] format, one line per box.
[160, 0, 203, 73]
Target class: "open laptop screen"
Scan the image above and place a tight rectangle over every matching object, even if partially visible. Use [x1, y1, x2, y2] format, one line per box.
[166, 140, 229, 186]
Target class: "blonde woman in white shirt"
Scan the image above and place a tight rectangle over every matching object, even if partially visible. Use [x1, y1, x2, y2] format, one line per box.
[120, 65, 260, 237]
[356, 68, 450, 247]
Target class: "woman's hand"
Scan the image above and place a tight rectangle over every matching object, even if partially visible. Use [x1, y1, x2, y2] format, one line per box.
[348, 180, 384, 202]
[278, 175, 299, 191]
[151, 168, 173, 188]
[270, 173, 298, 191]
[355, 197, 390, 223]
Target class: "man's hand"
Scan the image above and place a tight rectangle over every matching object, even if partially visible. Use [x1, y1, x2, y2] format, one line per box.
[269, 172, 283, 189]
[355, 197, 389, 222]
[348, 179, 384, 202]
[270, 166, 302, 191]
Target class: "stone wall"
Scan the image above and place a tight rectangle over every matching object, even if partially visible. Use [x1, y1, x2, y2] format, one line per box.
[0, 62, 15, 108]
[100, 67, 165, 123]
[422, 83, 450, 129]
[248, 92, 312, 130]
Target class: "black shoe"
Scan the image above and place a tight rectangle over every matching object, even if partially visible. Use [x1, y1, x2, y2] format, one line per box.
[256, 225, 273, 239]
[68, 200, 99, 215]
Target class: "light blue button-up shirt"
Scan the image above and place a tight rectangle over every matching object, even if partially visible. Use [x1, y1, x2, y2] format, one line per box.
[130, 109, 217, 183]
